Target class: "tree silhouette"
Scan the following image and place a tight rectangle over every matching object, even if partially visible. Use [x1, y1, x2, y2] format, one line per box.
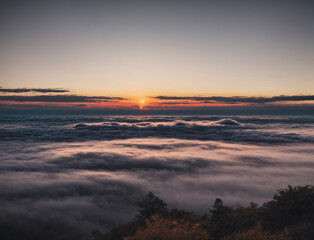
[262, 185, 314, 229]
[208, 198, 258, 240]
[209, 198, 230, 221]
[262, 185, 314, 239]
[135, 192, 168, 225]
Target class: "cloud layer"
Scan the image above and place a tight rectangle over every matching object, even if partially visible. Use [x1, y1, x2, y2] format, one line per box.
[0, 115, 313, 240]
[1, 116, 313, 144]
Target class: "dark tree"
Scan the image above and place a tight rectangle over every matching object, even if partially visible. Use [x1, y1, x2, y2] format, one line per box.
[262, 185, 314, 239]
[93, 192, 168, 240]
[208, 198, 231, 239]
[209, 198, 230, 221]
[208, 198, 258, 240]
[135, 192, 168, 225]
[262, 185, 314, 229]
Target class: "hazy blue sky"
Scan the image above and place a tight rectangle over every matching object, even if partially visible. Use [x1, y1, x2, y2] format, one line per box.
[1, 0, 314, 98]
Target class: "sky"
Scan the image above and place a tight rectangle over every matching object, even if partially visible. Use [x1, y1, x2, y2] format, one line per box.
[0, 0, 314, 111]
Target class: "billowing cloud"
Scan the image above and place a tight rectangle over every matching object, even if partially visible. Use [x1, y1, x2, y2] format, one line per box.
[1, 116, 313, 144]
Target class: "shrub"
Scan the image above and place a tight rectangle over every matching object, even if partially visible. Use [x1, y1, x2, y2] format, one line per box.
[222, 224, 291, 240]
[286, 223, 314, 240]
[124, 215, 211, 240]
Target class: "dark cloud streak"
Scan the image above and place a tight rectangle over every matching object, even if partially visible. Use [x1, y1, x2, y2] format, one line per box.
[0, 95, 125, 102]
[152, 95, 314, 104]
[0, 87, 70, 93]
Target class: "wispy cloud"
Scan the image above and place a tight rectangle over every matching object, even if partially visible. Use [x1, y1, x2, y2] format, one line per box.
[0, 87, 70, 93]
[0, 95, 125, 103]
[1, 88, 313, 113]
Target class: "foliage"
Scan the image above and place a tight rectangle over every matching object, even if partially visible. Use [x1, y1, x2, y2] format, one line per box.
[262, 185, 314, 235]
[90, 185, 314, 240]
[208, 198, 258, 240]
[168, 208, 204, 223]
[222, 223, 291, 240]
[287, 223, 314, 240]
[124, 215, 211, 240]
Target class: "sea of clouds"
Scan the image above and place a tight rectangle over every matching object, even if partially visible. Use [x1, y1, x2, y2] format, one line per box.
[0, 115, 313, 240]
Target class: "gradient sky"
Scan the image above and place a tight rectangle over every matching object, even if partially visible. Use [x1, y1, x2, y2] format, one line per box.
[0, 0, 314, 108]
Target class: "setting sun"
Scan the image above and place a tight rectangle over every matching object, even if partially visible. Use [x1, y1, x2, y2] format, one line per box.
[139, 99, 146, 109]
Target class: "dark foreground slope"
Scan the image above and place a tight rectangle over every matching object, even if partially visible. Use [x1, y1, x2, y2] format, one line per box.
[90, 185, 314, 240]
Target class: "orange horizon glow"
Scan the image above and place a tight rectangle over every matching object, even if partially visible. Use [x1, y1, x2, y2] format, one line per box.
[1, 97, 314, 110]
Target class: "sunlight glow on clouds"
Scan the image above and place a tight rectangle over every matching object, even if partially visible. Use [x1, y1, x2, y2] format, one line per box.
[0, 87, 313, 111]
